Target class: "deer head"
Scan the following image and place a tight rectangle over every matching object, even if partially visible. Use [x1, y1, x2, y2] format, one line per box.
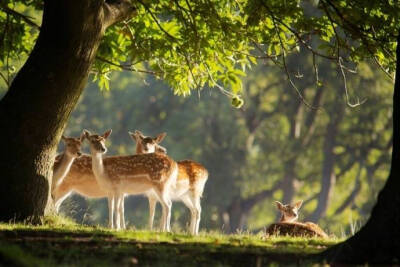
[129, 130, 167, 154]
[83, 129, 112, 155]
[275, 200, 303, 223]
[61, 133, 84, 158]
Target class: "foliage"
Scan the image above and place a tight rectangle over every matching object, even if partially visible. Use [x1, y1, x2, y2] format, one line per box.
[1, 0, 399, 104]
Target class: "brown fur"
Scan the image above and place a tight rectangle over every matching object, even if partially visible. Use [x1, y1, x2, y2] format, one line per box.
[177, 160, 208, 194]
[131, 130, 208, 234]
[265, 222, 328, 238]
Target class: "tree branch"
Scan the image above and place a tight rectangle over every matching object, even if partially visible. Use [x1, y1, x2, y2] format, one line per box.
[241, 181, 282, 211]
[95, 56, 162, 75]
[0, 4, 41, 29]
[103, 0, 137, 28]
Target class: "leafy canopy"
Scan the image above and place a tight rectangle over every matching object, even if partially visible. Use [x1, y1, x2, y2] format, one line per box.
[1, 0, 399, 106]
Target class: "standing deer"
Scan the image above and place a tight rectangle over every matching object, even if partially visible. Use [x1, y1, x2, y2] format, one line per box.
[51, 155, 105, 214]
[84, 129, 178, 231]
[265, 200, 328, 238]
[130, 130, 208, 235]
[52, 134, 84, 196]
[51, 135, 162, 228]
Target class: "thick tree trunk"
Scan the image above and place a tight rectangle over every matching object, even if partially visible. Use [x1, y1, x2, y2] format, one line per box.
[321, 34, 400, 263]
[0, 0, 134, 222]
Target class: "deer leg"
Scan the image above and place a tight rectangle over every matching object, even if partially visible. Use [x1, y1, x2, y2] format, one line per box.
[119, 194, 126, 229]
[159, 191, 172, 232]
[147, 193, 158, 231]
[115, 194, 122, 230]
[108, 194, 115, 229]
[180, 194, 196, 234]
[192, 193, 202, 235]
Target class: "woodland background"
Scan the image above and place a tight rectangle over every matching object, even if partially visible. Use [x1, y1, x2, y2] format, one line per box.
[2, 52, 391, 236]
[0, 0, 394, 237]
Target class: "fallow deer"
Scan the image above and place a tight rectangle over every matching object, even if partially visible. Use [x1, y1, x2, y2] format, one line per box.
[84, 129, 178, 231]
[51, 155, 106, 213]
[51, 134, 161, 228]
[265, 200, 328, 238]
[130, 130, 208, 235]
[52, 134, 84, 196]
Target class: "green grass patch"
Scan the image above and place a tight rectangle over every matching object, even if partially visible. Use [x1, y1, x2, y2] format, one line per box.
[0, 215, 342, 266]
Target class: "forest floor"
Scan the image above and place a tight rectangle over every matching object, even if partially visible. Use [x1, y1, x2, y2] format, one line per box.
[0, 216, 341, 266]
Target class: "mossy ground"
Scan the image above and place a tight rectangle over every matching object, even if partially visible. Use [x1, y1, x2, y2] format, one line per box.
[0, 216, 341, 266]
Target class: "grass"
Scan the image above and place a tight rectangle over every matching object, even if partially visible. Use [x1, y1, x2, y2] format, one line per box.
[0, 215, 342, 266]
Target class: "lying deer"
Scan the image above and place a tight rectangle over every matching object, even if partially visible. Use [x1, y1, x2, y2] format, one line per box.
[265, 200, 328, 238]
[130, 130, 208, 235]
[52, 133, 84, 196]
[84, 130, 178, 231]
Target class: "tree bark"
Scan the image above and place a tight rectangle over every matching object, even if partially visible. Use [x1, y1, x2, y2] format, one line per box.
[321, 33, 400, 264]
[0, 0, 135, 222]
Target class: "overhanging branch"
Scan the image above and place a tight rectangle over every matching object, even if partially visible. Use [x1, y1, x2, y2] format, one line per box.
[103, 0, 137, 28]
[0, 4, 41, 29]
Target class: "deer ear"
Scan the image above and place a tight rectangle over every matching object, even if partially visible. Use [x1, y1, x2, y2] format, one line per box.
[128, 131, 137, 141]
[294, 200, 303, 210]
[83, 129, 91, 139]
[155, 132, 167, 143]
[275, 201, 284, 211]
[103, 129, 112, 139]
[61, 135, 67, 141]
[135, 130, 145, 139]
[79, 132, 85, 142]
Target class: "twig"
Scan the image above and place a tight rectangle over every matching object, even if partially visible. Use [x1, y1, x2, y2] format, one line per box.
[312, 53, 319, 85]
[0, 4, 40, 29]
[0, 71, 9, 88]
[338, 57, 367, 107]
[96, 56, 163, 75]
[322, 1, 366, 108]
[204, 63, 234, 97]
[136, 0, 177, 41]
[260, 1, 336, 61]
[265, 3, 318, 110]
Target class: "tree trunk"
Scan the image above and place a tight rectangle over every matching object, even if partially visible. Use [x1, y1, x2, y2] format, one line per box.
[309, 109, 343, 222]
[281, 158, 297, 204]
[321, 34, 400, 264]
[0, 0, 134, 222]
[225, 199, 249, 233]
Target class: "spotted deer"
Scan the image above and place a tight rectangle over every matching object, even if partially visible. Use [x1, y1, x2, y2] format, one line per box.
[265, 200, 328, 238]
[52, 134, 84, 195]
[84, 129, 178, 231]
[130, 130, 208, 235]
[51, 155, 106, 214]
[51, 134, 162, 228]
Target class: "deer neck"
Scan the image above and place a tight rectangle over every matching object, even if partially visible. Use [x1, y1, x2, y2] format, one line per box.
[279, 214, 297, 223]
[135, 144, 144, 154]
[90, 151, 109, 185]
[53, 153, 75, 189]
